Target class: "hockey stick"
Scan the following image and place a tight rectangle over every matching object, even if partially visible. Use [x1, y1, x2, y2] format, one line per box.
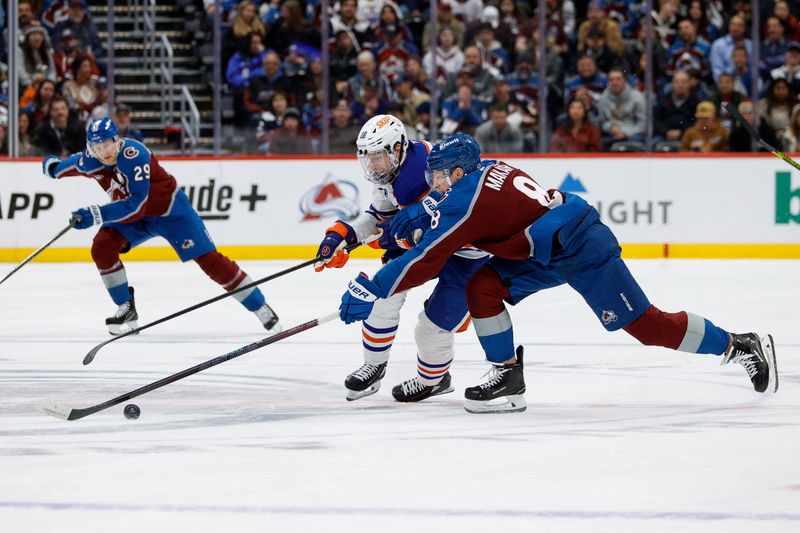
[83, 240, 366, 365]
[724, 102, 800, 171]
[0, 221, 74, 287]
[41, 311, 340, 420]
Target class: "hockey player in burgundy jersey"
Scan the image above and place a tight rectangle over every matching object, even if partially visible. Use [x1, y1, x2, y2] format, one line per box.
[339, 133, 778, 413]
[314, 115, 488, 402]
[43, 118, 282, 335]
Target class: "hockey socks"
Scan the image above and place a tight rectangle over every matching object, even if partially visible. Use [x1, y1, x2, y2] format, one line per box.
[195, 251, 266, 312]
[624, 305, 731, 355]
[473, 309, 516, 363]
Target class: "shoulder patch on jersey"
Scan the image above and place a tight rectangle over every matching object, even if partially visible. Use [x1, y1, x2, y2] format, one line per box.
[123, 146, 140, 159]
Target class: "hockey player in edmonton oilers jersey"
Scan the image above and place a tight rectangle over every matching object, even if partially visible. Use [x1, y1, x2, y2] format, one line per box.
[339, 133, 778, 413]
[314, 115, 488, 402]
[42, 118, 282, 335]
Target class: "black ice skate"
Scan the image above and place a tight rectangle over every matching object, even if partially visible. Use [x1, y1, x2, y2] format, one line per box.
[721, 333, 778, 393]
[254, 302, 282, 334]
[105, 287, 139, 336]
[391, 371, 454, 402]
[464, 346, 527, 414]
[345, 362, 387, 401]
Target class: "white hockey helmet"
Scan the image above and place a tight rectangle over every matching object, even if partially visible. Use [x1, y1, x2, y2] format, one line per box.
[356, 114, 409, 185]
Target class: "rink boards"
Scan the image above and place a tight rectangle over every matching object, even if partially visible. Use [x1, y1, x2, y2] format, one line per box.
[1, 154, 799, 261]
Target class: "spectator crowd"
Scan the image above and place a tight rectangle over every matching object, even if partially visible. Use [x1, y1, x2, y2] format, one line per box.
[0, 0, 145, 156]
[215, 0, 800, 154]
[3, 0, 800, 155]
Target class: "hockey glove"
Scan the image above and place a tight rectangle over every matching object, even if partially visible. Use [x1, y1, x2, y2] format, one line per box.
[339, 272, 382, 324]
[42, 155, 61, 179]
[390, 196, 438, 241]
[314, 221, 358, 272]
[374, 218, 414, 251]
[71, 205, 103, 230]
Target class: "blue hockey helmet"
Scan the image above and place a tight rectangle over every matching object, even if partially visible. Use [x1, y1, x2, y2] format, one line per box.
[86, 118, 122, 162]
[424, 133, 482, 189]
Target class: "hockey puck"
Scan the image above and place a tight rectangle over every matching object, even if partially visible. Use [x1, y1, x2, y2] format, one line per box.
[123, 404, 140, 420]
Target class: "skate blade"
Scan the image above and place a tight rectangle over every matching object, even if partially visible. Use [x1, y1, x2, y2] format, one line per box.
[763, 334, 778, 393]
[108, 321, 139, 336]
[431, 385, 454, 397]
[346, 383, 381, 401]
[464, 394, 527, 414]
[264, 321, 283, 335]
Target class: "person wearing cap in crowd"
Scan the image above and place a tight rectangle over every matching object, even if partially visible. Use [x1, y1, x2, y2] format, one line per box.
[474, 21, 511, 75]
[392, 74, 430, 127]
[729, 99, 779, 151]
[328, 98, 361, 154]
[771, 41, 800, 95]
[374, 22, 420, 84]
[90, 76, 110, 119]
[53, 0, 103, 64]
[53, 28, 100, 81]
[422, 26, 464, 87]
[267, 106, 312, 155]
[113, 103, 144, 142]
[681, 101, 729, 152]
[330, 27, 360, 96]
[413, 100, 433, 139]
[584, 25, 622, 74]
[578, 0, 625, 57]
[507, 52, 542, 139]
[421, 1, 465, 54]
[17, 22, 57, 87]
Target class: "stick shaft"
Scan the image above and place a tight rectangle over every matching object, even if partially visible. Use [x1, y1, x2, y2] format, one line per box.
[83, 241, 364, 364]
[0, 223, 73, 286]
[63, 312, 339, 420]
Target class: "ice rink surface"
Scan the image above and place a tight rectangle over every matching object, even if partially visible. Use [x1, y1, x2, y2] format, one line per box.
[1, 258, 798, 533]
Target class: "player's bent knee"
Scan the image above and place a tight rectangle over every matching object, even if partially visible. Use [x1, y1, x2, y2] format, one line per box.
[415, 312, 454, 363]
[623, 305, 687, 350]
[466, 266, 510, 319]
[91, 228, 128, 269]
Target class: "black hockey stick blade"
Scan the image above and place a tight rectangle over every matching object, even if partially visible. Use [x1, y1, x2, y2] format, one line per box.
[42, 312, 340, 420]
[82, 241, 365, 365]
[0, 222, 74, 287]
[724, 102, 800, 172]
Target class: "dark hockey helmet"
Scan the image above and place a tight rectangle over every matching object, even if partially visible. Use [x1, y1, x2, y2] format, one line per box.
[424, 133, 481, 188]
[86, 117, 123, 164]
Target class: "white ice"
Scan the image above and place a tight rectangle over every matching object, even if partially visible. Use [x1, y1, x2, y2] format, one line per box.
[0, 258, 798, 533]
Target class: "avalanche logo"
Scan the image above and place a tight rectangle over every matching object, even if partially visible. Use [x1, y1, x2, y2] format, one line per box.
[601, 310, 618, 325]
[558, 172, 587, 193]
[182, 239, 195, 250]
[123, 147, 140, 159]
[299, 174, 360, 221]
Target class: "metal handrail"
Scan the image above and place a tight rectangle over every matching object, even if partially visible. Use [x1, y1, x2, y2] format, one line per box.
[157, 34, 175, 125]
[179, 85, 201, 154]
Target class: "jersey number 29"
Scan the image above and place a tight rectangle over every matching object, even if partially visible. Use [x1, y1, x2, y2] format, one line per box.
[133, 164, 150, 181]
